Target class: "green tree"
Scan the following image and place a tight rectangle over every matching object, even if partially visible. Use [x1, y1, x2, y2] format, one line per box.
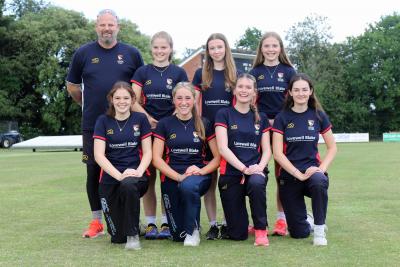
[0, 2, 151, 137]
[341, 13, 400, 136]
[235, 27, 262, 51]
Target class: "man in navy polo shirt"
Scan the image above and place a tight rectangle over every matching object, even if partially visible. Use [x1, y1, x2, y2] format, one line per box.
[66, 9, 144, 238]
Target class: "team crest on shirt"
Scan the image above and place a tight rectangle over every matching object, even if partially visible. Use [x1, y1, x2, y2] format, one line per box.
[193, 131, 200, 142]
[117, 54, 124, 64]
[308, 120, 315, 131]
[230, 124, 238, 130]
[91, 57, 99, 64]
[287, 123, 295, 129]
[166, 78, 173, 90]
[133, 124, 140, 136]
[169, 133, 176, 140]
[257, 75, 265, 80]
[145, 80, 152, 86]
[107, 129, 114, 135]
[255, 124, 260, 135]
[277, 72, 284, 82]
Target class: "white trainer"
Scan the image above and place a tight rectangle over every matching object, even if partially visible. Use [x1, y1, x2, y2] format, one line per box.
[125, 235, 141, 250]
[184, 229, 200, 246]
[313, 225, 327, 246]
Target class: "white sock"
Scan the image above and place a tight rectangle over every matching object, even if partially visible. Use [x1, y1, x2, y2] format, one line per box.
[92, 210, 102, 221]
[277, 211, 286, 221]
[314, 225, 325, 236]
[209, 220, 217, 226]
[161, 214, 168, 225]
[146, 216, 156, 226]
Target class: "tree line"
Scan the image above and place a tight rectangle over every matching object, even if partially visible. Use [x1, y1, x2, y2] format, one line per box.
[1, 1, 399, 139]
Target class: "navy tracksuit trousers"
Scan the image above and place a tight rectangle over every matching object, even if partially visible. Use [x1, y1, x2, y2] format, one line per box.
[218, 173, 268, 240]
[161, 175, 211, 242]
[99, 176, 148, 243]
[279, 171, 329, 238]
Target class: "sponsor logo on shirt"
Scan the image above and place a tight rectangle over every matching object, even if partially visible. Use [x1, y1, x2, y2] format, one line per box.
[287, 123, 295, 129]
[230, 124, 238, 130]
[171, 148, 199, 154]
[117, 54, 124, 64]
[204, 99, 230, 106]
[234, 141, 257, 149]
[133, 124, 140, 136]
[308, 120, 315, 131]
[91, 57, 99, 64]
[107, 129, 114, 135]
[286, 136, 316, 142]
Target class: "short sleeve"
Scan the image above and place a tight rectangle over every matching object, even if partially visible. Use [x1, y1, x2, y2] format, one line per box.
[140, 114, 152, 140]
[203, 118, 215, 141]
[93, 115, 107, 141]
[192, 68, 202, 91]
[178, 67, 189, 82]
[131, 65, 146, 87]
[214, 108, 229, 129]
[153, 118, 167, 141]
[272, 112, 285, 135]
[318, 111, 332, 134]
[260, 113, 271, 133]
[66, 49, 83, 84]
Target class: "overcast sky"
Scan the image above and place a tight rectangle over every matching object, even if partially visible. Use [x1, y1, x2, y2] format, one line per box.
[49, 0, 399, 57]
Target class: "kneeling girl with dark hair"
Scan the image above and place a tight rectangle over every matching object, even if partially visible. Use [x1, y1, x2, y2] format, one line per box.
[272, 73, 337, 246]
[93, 81, 152, 250]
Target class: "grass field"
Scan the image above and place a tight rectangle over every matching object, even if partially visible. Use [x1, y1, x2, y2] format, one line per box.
[0, 142, 399, 266]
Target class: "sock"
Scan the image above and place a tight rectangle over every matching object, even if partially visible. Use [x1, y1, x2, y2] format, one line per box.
[92, 210, 102, 222]
[161, 214, 168, 225]
[314, 225, 325, 236]
[277, 211, 286, 221]
[146, 216, 156, 226]
[209, 220, 217, 227]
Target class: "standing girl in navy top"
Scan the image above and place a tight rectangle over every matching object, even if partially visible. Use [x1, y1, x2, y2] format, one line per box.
[152, 82, 220, 246]
[250, 32, 296, 236]
[272, 73, 337, 246]
[215, 73, 271, 246]
[131, 31, 188, 239]
[192, 33, 238, 240]
[93, 81, 152, 250]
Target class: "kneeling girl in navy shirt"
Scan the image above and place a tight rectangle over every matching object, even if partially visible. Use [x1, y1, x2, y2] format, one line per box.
[93, 81, 152, 250]
[272, 73, 337, 246]
[152, 82, 220, 246]
[215, 73, 272, 246]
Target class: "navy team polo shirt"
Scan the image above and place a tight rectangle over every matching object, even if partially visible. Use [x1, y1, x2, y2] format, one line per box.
[153, 115, 215, 181]
[215, 107, 271, 176]
[250, 64, 296, 119]
[192, 68, 235, 125]
[131, 64, 188, 121]
[93, 112, 152, 184]
[272, 108, 332, 176]
[67, 41, 144, 131]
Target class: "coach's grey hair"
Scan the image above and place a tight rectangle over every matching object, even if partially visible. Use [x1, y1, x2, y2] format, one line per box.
[97, 9, 119, 23]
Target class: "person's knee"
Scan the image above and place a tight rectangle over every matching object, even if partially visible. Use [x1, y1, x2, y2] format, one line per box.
[289, 226, 311, 239]
[120, 177, 139, 193]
